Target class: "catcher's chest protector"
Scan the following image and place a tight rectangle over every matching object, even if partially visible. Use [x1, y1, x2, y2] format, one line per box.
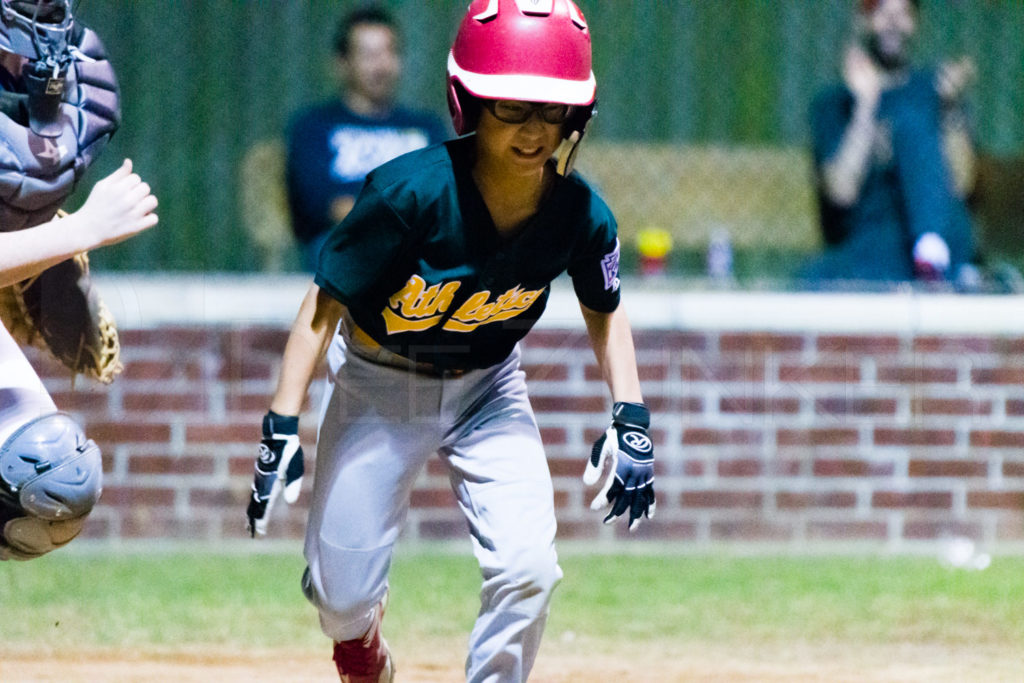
[0, 26, 120, 232]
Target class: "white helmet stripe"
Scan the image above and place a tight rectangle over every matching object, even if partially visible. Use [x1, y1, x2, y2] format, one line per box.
[448, 52, 596, 106]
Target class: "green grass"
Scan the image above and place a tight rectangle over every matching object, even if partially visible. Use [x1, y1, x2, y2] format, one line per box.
[2, 549, 1023, 654]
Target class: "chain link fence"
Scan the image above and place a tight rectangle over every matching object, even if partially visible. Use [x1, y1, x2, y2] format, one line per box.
[72, 1, 1022, 289]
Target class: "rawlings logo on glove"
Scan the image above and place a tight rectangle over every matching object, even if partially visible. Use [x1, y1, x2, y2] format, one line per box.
[246, 411, 305, 537]
[583, 401, 656, 531]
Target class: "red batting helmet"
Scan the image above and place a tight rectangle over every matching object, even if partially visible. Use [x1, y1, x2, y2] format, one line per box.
[446, 0, 597, 136]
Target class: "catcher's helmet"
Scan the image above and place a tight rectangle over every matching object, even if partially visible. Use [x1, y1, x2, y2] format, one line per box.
[446, 0, 596, 136]
[0, 412, 102, 520]
[0, 0, 73, 62]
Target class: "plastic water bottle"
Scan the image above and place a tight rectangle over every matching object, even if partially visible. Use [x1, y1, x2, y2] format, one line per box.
[707, 227, 733, 281]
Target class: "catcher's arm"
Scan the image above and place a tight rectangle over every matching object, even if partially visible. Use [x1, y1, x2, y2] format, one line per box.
[0, 160, 157, 288]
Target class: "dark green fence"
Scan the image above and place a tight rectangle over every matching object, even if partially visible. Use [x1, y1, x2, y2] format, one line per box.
[71, 1, 1023, 272]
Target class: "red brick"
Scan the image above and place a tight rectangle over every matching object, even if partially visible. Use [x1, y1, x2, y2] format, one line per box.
[539, 427, 567, 445]
[128, 456, 216, 475]
[908, 459, 987, 477]
[48, 390, 110, 412]
[121, 516, 214, 540]
[419, 519, 466, 539]
[778, 364, 860, 383]
[546, 459, 582, 477]
[872, 491, 952, 509]
[584, 364, 667, 382]
[225, 392, 277, 414]
[646, 395, 703, 414]
[1003, 461, 1024, 477]
[187, 423, 259, 443]
[682, 361, 765, 383]
[227, 455, 253, 477]
[874, 428, 956, 447]
[88, 422, 172, 444]
[768, 459, 803, 476]
[720, 333, 806, 354]
[971, 367, 1024, 385]
[613, 520, 698, 541]
[904, 521, 982, 540]
[1006, 400, 1024, 417]
[710, 520, 794, 541]
[100, 486, 176, 506]
[530, 396, 606, 413]
[120, 360, 180, 381]
[123, 393, 208, 413]
[913, 336, 994, 354]
[775, 491, 857, 509]
[80, 515, 112, 539]
[411, 488, 457, 508]
[911, 398, 992, 416]
[120, 327, 217, 349]
[217, 358, 275, 382]
[521, 330, 589, 350]
[806, 521, 887, 540]
[971, 431, 1024, 448]
[817, 335, 901, 354]
[995, 338, 1024, 354]
[816, 398, 897, 416]
[684, 460, 705, 476]
[189, 488, 240, 507]
[966, 491, 1024, 509]
[683, 428, 763, 446]
[778, 429, 859, 447]
[555, 521, 604, 540]
[230, 327, 289, 355]
[720, 397, 801, 415]
[681, 490, 763, 508]
[876, 365, 958, 384]
[814, 459, 894, 477]
[523, 363, 569, 381]
[633, 331, 709, 352]
[718, 459, 763, 477]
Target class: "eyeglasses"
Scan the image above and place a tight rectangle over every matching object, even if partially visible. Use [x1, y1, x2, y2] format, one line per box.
[482, 100, 575, 125]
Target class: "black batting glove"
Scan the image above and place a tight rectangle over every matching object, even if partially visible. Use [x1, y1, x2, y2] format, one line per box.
[583, 402, 656, 531]
[246, 411, 305, 537]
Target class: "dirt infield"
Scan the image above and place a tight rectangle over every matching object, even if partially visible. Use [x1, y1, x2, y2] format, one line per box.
[3, 641, 1021, 682]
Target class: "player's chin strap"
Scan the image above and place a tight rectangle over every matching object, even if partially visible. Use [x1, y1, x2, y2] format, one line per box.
[556, 130, 582, 177]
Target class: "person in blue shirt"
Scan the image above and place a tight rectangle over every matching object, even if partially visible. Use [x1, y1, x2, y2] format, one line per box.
[804, 0, 977, 286]
[285, 5, 448, 271]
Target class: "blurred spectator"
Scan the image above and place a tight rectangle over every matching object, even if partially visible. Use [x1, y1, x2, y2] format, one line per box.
[285, 5, 448, 271]
[804, 0, 977, 287]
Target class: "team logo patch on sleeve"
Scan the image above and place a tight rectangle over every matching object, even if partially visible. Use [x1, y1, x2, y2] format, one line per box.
[601, 239, 621, 292]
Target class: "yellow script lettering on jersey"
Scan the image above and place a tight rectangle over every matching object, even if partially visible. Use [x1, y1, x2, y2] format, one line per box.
[382, 275, 461, 334]
[443, 285, 544, 332]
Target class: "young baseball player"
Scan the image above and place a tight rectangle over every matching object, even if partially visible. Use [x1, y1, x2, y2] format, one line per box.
[0, 0, 159, 561]
[247, 1, 654, 681]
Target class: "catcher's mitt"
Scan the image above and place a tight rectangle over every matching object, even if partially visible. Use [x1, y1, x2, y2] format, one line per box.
[0, 246, 122, 384]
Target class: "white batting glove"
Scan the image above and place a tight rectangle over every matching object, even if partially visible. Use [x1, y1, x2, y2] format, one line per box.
[583, 402, 656, 531]
[246, 411, 305, 537]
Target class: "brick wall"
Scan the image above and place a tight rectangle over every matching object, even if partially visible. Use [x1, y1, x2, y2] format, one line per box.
[25, 317, 1024, 551]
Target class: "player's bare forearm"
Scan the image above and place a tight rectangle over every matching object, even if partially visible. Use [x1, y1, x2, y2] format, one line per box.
[0, 215, 91, 287]
[1, 160, 157, 288]
[270, 283, 342, 416]
[579, 303, 643, 404]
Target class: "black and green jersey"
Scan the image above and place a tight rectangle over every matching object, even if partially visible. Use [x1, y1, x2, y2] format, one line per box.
[314, 136, 621, 371]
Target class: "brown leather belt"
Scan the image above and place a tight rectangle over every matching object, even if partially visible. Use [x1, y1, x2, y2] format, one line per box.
[339, 311, 467, 378]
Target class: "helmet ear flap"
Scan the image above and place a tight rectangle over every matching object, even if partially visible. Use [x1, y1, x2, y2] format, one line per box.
[447, 79, 481, 135]
[564, 99, 595, 140]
